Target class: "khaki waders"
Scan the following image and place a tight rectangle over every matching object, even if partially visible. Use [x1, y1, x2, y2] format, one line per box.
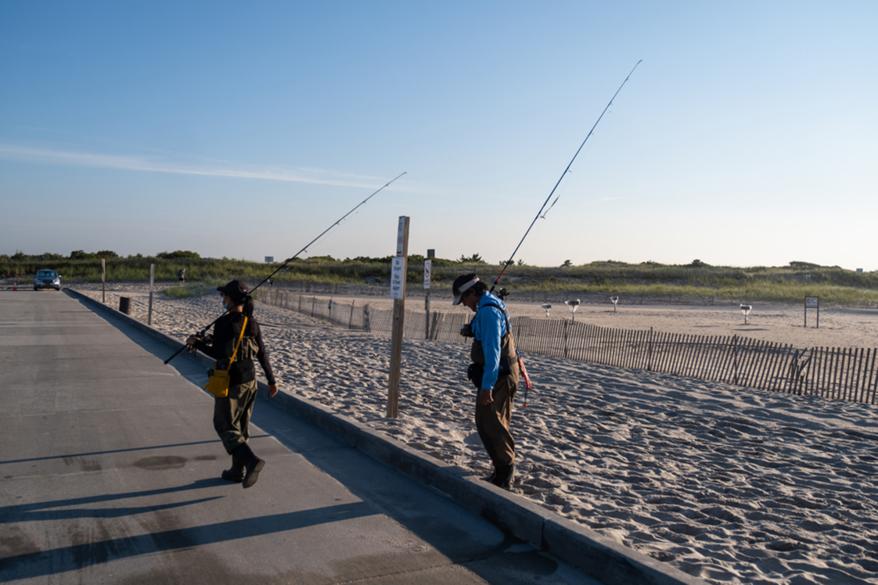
[472, 331, 520, 470]
[213, 379, 258, 454]
[213, 338, 260, 454]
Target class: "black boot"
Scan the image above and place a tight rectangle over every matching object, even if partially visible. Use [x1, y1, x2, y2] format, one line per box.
[482, 469, 497, 484]
[220, 451, 244, 483]
[236, 443, 265, 489]
[492, 464, 514, 490]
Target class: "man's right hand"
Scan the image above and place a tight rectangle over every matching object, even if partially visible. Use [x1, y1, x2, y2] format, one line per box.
[478, 391, 494, 406]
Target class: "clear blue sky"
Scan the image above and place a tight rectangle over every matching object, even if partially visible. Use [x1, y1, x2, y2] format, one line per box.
[1, 1, 876, 269]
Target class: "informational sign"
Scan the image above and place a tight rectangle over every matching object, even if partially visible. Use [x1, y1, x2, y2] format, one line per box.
[804, 296, 820, 328]
[423, 259, 432, 289]
[390, 256, 405, 299]
[264, 256, 274, 263]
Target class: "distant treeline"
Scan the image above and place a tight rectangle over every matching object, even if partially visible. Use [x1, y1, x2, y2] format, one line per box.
[2, 251, 877, 306]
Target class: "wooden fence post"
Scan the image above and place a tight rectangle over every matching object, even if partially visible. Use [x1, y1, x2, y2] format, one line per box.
[388, 216, 410, 418]
[147, 263, 155, 325]
[563, 319, 569, 359]
[733, 335, 739, 385]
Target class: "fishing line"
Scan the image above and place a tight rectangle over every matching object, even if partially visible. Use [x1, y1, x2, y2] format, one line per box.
[490, 60, 642, 293]
[163, 171, 407, 364]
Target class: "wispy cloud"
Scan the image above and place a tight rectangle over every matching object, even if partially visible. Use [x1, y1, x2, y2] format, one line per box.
[0, 143, 387, 190]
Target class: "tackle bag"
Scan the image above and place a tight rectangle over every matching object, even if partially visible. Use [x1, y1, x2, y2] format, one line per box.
[203, 316, 248, 398]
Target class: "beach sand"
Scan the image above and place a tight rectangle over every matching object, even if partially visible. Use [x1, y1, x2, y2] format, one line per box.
[314, 293, 878, 349]
[77, 284, 878, 584]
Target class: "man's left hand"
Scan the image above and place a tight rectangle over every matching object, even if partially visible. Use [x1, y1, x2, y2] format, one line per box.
[478, 391, 493, 406]
[268, 384, 278, 398]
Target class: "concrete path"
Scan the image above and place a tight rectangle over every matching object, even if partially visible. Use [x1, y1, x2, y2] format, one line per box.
[0, 290, 599, 585]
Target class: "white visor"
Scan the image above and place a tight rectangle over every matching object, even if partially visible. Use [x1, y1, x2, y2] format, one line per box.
[452, 276, 480, 305]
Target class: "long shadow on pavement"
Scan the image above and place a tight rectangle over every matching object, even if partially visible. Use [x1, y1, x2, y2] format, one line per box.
[0, 478, 226, 523]
[0, 501, 373, 581]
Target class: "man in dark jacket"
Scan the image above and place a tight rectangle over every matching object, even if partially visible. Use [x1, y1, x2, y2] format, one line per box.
[187, 280, 277, 488]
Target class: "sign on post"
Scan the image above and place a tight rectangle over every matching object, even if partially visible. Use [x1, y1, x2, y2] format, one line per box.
[390, 257, 405, 300]
[804, 296, 820, 328]
[423, 259, 432, 289]
[387, 216, 410, 418]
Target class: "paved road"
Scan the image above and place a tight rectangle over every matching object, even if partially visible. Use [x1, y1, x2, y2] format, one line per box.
[0, 291, 599, 585]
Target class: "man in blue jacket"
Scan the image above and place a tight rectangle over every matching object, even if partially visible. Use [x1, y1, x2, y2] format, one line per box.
[453, 273, 520, 489]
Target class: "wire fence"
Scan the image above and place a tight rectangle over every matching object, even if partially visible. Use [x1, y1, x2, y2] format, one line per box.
[257, 289, 878, 405]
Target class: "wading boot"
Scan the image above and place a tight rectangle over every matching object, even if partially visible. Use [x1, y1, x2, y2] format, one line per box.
[492, 464, 514, 490]
[237, 443, 265, 489]
[220, 451, 244, 483]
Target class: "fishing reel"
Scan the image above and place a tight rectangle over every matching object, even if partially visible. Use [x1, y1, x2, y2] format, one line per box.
[185, 331, 212, 350]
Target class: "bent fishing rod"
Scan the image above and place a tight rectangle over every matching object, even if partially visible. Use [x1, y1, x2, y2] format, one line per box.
[490, 59, 642, 295]
[163, 171, 407, 365]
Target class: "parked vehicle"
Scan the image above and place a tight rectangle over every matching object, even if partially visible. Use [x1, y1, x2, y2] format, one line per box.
[33, 269, 61, 291]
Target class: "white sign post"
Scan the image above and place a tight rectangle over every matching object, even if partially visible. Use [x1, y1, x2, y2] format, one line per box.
[804, 296, 820, 328]
[423, 259, 432, 289]
[387, 216, 410, 418]
[390, 257, 405, 300]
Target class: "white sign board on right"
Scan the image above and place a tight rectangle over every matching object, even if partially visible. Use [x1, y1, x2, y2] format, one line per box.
[390, 257, 405, 300]
[423, 259, 432, 289]
[805, 296, 819, 309]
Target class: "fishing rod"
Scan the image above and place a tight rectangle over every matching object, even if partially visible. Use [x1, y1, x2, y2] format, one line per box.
[488, 60, 642, 408]
[490, 59, 642, 295]
[163, 171, 407, 365]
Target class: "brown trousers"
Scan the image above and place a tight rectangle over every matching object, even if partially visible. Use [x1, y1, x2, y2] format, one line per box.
[475, 376, 516, 468]
[213, 380, 258, 454]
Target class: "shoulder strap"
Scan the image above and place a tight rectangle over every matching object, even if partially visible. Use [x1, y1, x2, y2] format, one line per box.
[477, 298, 511, 335]
[229, 316, 249, 365]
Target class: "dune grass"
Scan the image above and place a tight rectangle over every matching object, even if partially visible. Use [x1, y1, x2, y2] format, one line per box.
[3, 254, 876, 307]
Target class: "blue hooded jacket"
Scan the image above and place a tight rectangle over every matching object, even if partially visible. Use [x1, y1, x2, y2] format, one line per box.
[471, 291, 509, 392]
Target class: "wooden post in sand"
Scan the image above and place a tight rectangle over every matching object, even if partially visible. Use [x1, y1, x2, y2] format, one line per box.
[424, 249, 434, 340]
[147, 263, 155, 326]
[101, 258, 106, 303]
[387, 216, 410, 418]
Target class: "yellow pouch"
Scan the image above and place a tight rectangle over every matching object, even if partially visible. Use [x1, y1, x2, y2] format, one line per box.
[203, 316, 248, 399]
[204, 368, 231, 398]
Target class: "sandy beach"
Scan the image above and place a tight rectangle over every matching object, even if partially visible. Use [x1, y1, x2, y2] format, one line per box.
[309, 292, 878, 349]
[75, 284, 878, 584]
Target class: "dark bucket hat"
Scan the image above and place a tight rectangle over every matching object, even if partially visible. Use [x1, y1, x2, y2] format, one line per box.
[217, 280, 250, 304]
